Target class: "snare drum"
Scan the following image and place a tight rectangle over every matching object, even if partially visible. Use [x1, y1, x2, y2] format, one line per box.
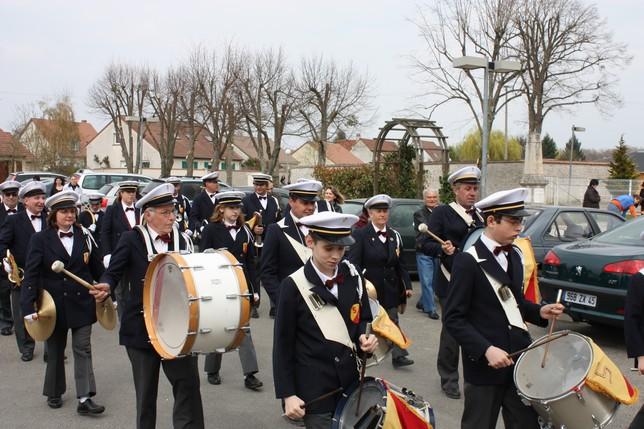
[143, 251, 251, 359]
[514, 332, 619, 429]
[366, 298, 393, 367]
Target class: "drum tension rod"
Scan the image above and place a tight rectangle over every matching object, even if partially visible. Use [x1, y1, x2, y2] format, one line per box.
[226, 293, 253, 299]
[219, 264, 244, 268]
[224, 326, 250, 332]
[188, 296, 213, 302]
[179, 265, 204, 270]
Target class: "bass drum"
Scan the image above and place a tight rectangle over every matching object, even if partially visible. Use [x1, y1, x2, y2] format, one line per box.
[143, 251, 251, 359]
[462, 226, 483, 251]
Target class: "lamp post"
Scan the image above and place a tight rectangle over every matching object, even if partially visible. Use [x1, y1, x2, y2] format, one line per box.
[285, 149, 292, 184]
[125, 115, 159, 174]
[452, 56, 521, 197]
[504, 86, 510, 161]
[568, 125, 586, 202]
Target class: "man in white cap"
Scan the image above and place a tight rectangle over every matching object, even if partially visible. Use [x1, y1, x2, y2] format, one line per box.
[63, 173, 82, 194]
[241, 173, 282, 239]
[0, 180, 47, 361]
[274, 211, 377, 428]
[79, 193, 104, 246]
[0, 180, 22, 336]
[93, 184, 203, 429]
[417, 165, 484, 399]
[444, 188, 564, 429]
[165, 177, 191, 232]
[261, 179, 322, 318]
[100, 181, 141, 267]
[189, 171, 219, 238]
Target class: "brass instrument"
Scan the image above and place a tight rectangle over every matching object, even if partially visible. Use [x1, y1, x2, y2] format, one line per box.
[5, 250, 24, 287]
[245, 211, 264, 248]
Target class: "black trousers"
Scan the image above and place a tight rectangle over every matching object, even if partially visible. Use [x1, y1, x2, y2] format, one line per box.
[303, 412, 333, 429]
[11, 288, 34, 354]
[629, 402, 644, 429]
[436, 297, 459, 391]
[0, 278, 12, 329]
[462, 382, 539, 429]
[126, 347, 204, 429]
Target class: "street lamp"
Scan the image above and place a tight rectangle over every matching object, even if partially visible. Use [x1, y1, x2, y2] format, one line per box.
[125, 115, 159, 174]
[568, 125, 586, 203]
[452, 56, 521, 197]
[285, 149, 292, 184]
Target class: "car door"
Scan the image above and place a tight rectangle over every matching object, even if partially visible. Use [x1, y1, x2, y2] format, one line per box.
[388, 201, 423, 273]
[539, 210, 593, 263]
[587, 211, 625, 235]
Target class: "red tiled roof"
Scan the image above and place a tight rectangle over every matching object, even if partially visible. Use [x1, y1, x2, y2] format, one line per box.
[297, 141, 364, 165]
[232, 134, 298, 165]
[0, 129, 33, 159]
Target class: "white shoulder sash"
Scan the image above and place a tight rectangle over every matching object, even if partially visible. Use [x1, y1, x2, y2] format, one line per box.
[449, 202, 476, 227]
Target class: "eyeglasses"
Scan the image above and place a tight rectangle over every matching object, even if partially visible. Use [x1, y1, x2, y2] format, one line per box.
[3, 192, 18, 197]
[152, 209, 175, 217]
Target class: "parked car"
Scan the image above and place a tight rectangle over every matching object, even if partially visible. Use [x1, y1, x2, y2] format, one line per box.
[7, 171, 66, 182]
[539, 217, 644, 326]
[77, 171, 153, 194]
[135, 178, 232, 205]
[342, 198, 423, 274]
[98, 181, 151, 208]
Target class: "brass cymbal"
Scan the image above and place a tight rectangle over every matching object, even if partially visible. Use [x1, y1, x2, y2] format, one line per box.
[24, 289, 56, 341]
[96, 297, 117, 330]
[365, 280, 378, 300]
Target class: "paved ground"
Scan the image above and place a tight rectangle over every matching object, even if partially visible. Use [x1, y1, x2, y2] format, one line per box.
[0, 281, 642, 428]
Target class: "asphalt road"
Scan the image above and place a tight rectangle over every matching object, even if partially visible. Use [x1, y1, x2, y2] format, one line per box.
[1, 281, 642, 428]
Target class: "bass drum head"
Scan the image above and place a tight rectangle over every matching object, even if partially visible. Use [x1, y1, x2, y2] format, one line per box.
[332, 377, 387, 429]
[462, 226, 484, 251]
[514, 331, 592, 401]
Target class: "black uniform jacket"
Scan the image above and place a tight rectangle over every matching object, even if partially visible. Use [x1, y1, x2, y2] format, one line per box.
[0, 202, 24, 225]
[260, 212, 308, 305]
[189, 190, 215, 231]
[100, 201, 140, 256]
[21, 226, 104, 329]
[347, 223, 412, 310]
[100, 228, 189, 349]
[241, 193, 282, 235]
[200, 222, 257, 295]
[413, 206, 432, 235]
[273, 260, 372, 413]
[0, 210, 47, 269]
[444, 238, 547, 385]
[79, 209, 103, 248]
[174, 194, 191, 232]
[625, 272, 644, 359]
[419, 204, 483, 298]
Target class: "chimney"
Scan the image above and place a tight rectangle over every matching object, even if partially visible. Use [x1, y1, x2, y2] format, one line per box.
[81, 120, 87, 123]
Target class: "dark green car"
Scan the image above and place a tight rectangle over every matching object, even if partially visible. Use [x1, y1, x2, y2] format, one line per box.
[539, 217, 644, 326]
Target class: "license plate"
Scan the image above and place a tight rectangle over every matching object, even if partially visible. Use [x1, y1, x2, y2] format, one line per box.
[563, 290, 597, 307]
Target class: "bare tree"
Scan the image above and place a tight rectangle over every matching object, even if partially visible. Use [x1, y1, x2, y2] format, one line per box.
[515, 0, 631, 174]
[296, 56, 370, 166]
[411, 0, 522, 155]
[236, 48, 299, 177]
[88, 63, 151, 173]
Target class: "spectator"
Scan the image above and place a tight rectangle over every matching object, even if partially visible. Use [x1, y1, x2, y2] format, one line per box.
[413, 189, 440, 319]
[607, 194, 640, 218]
[582, 179, 600, 208]
[640, 182, 644, 214]
[322, 186, 344, 213]
[50, 177, 65, 196]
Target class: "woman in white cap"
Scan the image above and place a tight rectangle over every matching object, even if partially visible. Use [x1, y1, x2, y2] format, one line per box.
[20, 190, 106, 414]
[199, 191, 263, 391]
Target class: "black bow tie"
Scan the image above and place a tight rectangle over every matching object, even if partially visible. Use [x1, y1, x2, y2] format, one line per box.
[59, 231, 73, 238]
[209, 194, 216, 199]
[324, 273, 344, 290]
[7, 209, 16, 214]
[376, 230, 387, 237]
[156, 234, 172, 244]
[226, 225, 238, 231]
[125, 207, 135, 212]
[466, 207, 477, 216]
[258, 196, 267, 200]
[30, 214, 41, 220]
[493, 244, 513, 256]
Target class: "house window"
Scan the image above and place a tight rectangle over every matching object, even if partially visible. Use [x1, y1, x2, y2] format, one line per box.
[204, 162, 212, 169]
[219, 162, 237, 170]
[113, 132, 122, 146]
[142, 161, 150, 169]
[71, 141, 80, 152]
[181, 160, 199, 169]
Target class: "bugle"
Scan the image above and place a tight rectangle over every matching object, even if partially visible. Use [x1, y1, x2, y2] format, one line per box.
[246, 211, 264, 247]
[4, 250, 23, 287]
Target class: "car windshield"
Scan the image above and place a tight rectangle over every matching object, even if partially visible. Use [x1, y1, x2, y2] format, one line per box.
[341, 202, 364, 216]
[592, 217, 644, 247]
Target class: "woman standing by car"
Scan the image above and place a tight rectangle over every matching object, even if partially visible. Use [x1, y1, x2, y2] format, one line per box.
[582, 179, 600, 208]
[50, 177, 65, 196]
[20, 191, 106, 414]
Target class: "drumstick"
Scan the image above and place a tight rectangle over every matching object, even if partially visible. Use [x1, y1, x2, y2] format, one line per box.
[540, 289, 563, 368]
[355, 323, 372, 416]
[417, 224, 446, 246]
[51, 260, 94, 290]
[507, 330, 569, 358]
[302, 387, 343, 409]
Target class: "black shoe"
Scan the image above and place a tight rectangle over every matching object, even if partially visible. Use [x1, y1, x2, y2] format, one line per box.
[0, 327, 12, 336]
[77, 398, 105, 415]
[428, 312, 440, 320]
[269, 307, 276, 319]
[47, 396, 62, 409]
[442, 387, 461, 399]
[244, 374, 263, 391]
[251, 307, 259, 319]
[415, 301, 423, 310]
[207, 372, 221, 385]
[21, 351, 33, 362]
[392, 356, 414, 368]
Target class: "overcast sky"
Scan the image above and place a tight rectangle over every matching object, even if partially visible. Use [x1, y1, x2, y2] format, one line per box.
[1, 0, 641, 151]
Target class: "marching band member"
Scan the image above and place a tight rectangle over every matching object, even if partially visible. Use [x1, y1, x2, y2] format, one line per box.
[347, 194, 414, 369]
[418, 166, 483, 399]
[273, 211, 377, 428]
[625, 268, 644, 429]
[100, 181, 141, 268]
[261, 179, 322, 318]
[444, 188, 564, 429]
[21, 191, 105, 414]
[189, 171, 219, 237]
[0, 180, 47, 362]
[165, 177, 191, 233]
[200, 191, 263, 391]
[93, 184, 204, 429]
[79, 192, 104, 247]
[0, 180, 23, 337]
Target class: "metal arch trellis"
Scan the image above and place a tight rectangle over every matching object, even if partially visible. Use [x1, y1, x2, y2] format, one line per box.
[371, 118, 449, 197]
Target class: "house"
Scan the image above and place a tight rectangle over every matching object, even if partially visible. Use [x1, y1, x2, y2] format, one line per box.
[336, 137, 443, 163]
[0, 128, 33, 179]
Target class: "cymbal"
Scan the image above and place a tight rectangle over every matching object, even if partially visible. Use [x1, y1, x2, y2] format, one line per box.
[24, 289, 56, 341]
[365, 280, 378, 300]
[96, 297, 117, 331]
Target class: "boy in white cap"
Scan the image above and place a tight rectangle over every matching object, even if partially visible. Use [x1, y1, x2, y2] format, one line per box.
[79, 193, 104, 245]
[417, 165, 484, 399]
[189, 171, 219, 237]
[0, 180, 22, 336]
[273, 211, 377, 428]
[444, 188, 564, 429]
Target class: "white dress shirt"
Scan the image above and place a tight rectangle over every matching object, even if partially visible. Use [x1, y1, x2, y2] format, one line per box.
[58, 227, 74, 256]
[311, 259, 339, 299]
[289, 213, 308, 241]
[26, 210, 43, 232]
[372, 223, 388, 243]
[122, 202, 137, 228]
[224, 222, 238, 241]
[4, 204, 17, 215]
[256, 193, 268, 210]
[480, 232, 509, 272]
[148, 227, 169, 253]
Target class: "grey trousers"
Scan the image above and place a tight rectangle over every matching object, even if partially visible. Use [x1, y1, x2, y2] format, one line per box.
[385, 307, 409, 360]
[437, 297, 460, 391]
[126, 347, 204, 429]
[0, 278, 12, 329]
[462, 383, 539, 429]
[44, 324, 96, 399]
[204, 332, 258, 376]
[11, 288, 34, 354]
[303, 412, 333, 429]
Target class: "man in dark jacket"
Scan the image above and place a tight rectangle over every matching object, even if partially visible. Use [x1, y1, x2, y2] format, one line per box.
[582, 179, 600, 208]
[189, 171, 219, 237]
[413, 188, 440, 319]
[0, 180, 23, 336]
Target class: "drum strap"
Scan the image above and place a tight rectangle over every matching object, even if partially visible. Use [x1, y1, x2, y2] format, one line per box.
[284, 233, 312, 265]
[291, 267, 356, 351]
[465, 246, 528, 331]
[135, 225, 183, 261]
[449, 202, 478, 228]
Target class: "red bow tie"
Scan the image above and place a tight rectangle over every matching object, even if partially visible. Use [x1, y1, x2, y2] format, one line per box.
[324, 273, 344, 289]
[493, 244, 513, 255]
[156, 234, 172, 244]
[59, 231, 73, 238]
[466, 207, 477, 216]
[377, 230, 387, 237]
[7, 209, 16, 214]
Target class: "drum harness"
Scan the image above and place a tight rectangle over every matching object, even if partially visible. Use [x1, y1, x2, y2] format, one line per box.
[135, 225, 193, 261]
[439, 203, 484, 282]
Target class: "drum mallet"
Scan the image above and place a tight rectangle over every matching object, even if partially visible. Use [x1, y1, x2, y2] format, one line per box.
[355, 323, 372, 416]
[418, 223, 446, 246]
[51, 261, 96, 291]
[540, 289, 563, 368]
[302, 387, 343, 409]
[508, 330, 569, 358]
